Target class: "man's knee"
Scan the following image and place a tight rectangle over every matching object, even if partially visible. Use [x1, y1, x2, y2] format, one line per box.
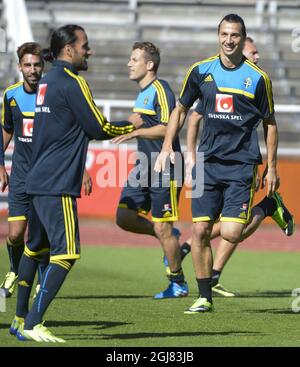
[8, 222, 27, 245]
[116, 208, 136, 230]
[8, 233, 25, 246]
[23, 247, 48, 262]
[193, 222, 212, 241]
[220, 222, 245, 244]
[49, 258, 76, 271]
[221, 229, 242, 244]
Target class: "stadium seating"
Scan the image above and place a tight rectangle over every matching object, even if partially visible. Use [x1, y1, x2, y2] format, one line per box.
[1, 0, 299, 146]
[0, 1, 16, 91]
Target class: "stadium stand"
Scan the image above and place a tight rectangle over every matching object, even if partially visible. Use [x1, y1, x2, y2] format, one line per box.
[0, 1, 15, 95]
[1, 0, 300, 146]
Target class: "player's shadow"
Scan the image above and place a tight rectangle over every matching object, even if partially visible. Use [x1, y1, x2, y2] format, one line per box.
[0, 323, 12, 330]
[0, 320, 131, 331]
[57, 294, 152, 300]
[225, 290, 293, 298]
[64, 330, 262, 341]
[46, 320, 131, 330]
[101, 330, 262, 340]
[245, 308, 300, 315]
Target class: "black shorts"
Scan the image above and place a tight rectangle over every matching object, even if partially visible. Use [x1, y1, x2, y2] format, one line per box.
[8, 189, 30, 222]
[25, 195, 80, 261]
[192, 159, 257, 224]
[118, 180, 181, 222]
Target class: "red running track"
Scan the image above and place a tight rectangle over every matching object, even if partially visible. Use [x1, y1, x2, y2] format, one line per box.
[0, 219, 298, 252]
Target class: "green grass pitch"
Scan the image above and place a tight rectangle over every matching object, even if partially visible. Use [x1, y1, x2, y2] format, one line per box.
[0, 244, 299, 347]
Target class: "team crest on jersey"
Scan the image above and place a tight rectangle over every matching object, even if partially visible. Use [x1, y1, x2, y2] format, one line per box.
[143, 97, 149, 106]
[238, 211, 247, 219]
[36, 84, 48, 105]
[163, 203, 172, 212]
[240, 203, 248, 211]
[244, 77, 252, 88]
[215, 94, 234, 113]
[23, 118, 34, 137]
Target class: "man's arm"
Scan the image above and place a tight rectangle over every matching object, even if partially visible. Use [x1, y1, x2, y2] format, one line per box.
[111, 124, 166, 144]
[185, 111, 202, 185]
[127, 113, 143, 129]
[0, 125, 9, 192]
[66, 76, 134, 140]
[0, 165, 7, 192]
[154, 102, 189, 172]
[82, 168, 92, 196]
[154, 62, 201, 172]
[261, 116, 279, 197]
[0, 92, 13, 191]
[2, 128, 13, 151]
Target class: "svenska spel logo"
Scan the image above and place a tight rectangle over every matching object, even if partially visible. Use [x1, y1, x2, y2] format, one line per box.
[23, 119, 34, 136]
[215, 94, 234, 113]
[36, 84, 48, 105]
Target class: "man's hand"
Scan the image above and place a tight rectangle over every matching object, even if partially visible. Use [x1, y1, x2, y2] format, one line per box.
[82, 169, 92, 196]
[154, 104, 187, 172]
[184, 152, 195, 187]
[154, 148, 175, 173]
[127, 113, 143, 129]
[255, 170, 261, 192]
[261, 166, 280, 197]
[262, 117, 278, 197]
[0, 165, 8, 192]
[111, 131, 136, 144]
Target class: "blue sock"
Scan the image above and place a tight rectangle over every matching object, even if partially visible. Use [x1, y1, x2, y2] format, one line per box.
[16, 254, 39, 318]
[37, 253, 50, 285]
[180, 242, 191, 261]
[24, 261, 73, 329]
[167, 268, 185, 284]
[7, 239, 24, 274]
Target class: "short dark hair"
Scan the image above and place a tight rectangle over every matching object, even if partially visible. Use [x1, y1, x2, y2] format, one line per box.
[42, 24, 85, 62]
[17, 42, 43, 63]
[132, 41, 160, 72]
[218, 14, 247, 38]
[245, 36, 254, 43]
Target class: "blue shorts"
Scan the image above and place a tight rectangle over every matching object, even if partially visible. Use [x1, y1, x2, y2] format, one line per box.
[118, 180, 181, 222]
[8, 190, 30, 222]
[25, 195, 80, 261]
[192, 158, 257, 224]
